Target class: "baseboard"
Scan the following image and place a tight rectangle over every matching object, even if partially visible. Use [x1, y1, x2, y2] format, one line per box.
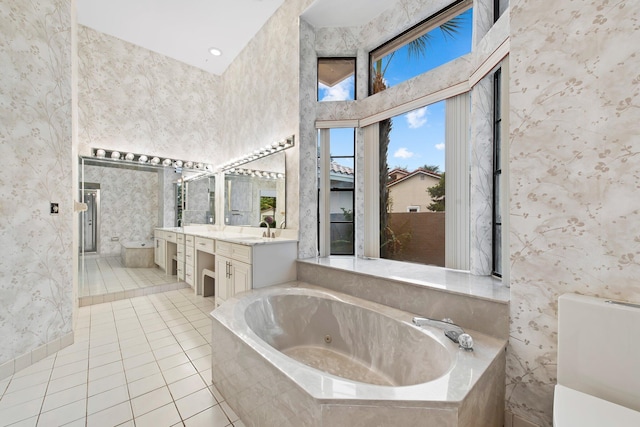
[0, 331, 74, 381]
[78, 282, 190, 307]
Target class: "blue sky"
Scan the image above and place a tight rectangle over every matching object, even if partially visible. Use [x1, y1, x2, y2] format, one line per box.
[386, 8, 473, 172]
[320, 8, 473, 173]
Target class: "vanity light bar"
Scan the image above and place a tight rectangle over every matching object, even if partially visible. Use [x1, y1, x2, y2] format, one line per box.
[220, 135, 295, 171]
[225, 168, 284, 179]
[92, 148, 212, 171]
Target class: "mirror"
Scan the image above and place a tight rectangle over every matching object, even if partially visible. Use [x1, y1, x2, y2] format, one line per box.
[78, 155, 215, 300]
[180, 170, 215, 226]
[224, 151, 286, 228]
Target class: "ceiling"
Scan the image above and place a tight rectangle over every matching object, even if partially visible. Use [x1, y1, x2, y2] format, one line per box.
[77, 0, 395, 76]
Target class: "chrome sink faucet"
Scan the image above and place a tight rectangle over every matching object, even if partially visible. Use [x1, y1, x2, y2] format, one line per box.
[412, 316, 474, 350]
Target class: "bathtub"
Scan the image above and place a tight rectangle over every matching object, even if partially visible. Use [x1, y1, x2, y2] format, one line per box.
[120, 241, 154, 268]
[210, 284, 506, 426]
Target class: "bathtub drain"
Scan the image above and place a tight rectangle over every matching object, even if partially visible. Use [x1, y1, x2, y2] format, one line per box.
[324, 335, 332, 344]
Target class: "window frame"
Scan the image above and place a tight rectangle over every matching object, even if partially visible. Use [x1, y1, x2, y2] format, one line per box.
[368, 0, 472, 96]
[317, 57, 357, 102]
[317, 127, 356, 256]
[492, 68, 502, 277]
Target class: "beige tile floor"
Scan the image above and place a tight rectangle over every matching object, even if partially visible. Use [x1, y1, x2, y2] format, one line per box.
[80, 256, 179, 297]
[0, 289, 243, 427]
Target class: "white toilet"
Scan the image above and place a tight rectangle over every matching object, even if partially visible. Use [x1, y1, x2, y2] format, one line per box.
[554, 293, 640, 426]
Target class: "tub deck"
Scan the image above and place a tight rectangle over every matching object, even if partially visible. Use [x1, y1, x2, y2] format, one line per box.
[211, 283, 507, 427]
[120, 242, 154, 268]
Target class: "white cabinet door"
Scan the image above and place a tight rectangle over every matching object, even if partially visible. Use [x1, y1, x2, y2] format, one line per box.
[215, 255, 231, 304]
[154, 238, 166, 270]
[231, 261, 251, 296]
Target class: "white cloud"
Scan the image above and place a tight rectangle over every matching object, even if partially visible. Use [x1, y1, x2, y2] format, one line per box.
[435, 143, 445, 151]
[405, 106, 428, 129]
[319, 78, 353, 101]
[393, 147, 414, 159]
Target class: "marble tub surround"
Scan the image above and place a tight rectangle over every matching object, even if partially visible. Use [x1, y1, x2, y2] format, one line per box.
[211, 284, 506, 426]
[120, 241, 154, 268]
[297, 257, 509, 340]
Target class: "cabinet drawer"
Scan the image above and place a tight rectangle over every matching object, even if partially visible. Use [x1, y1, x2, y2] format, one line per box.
[195, 237, 215, 254]
[177, 244, 184, 256]
[185, 235, 195, 246]
[176, 233, 184, 244]
[185, 270, 193, 285]
[154, 229, 165, 239]
[232, 244, 252, 264]
[216, 241, 232, 258]
[185, 247, 194, 265]
[165, 232, 177, 243]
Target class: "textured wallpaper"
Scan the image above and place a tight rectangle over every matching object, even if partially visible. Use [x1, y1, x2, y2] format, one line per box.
[82, 165, 159, 256]
[219, 0, 314, 236]
[77, 25, 222, 164]
[508, 1, 640, 425]
[0, 0, 73, 364]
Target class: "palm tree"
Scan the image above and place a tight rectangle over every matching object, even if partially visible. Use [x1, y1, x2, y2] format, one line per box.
[371, 17, 464, 96]
[376, 17, 462, 258]
[421, 164, 441, 173]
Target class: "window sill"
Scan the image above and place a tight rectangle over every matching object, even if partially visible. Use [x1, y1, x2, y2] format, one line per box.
[297, 256, 509, 304]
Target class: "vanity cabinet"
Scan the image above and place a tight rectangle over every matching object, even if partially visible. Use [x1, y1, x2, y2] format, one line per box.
[185, 234, 195, 286]
[214, 240, 296, 307]
[215, 241, 253, 306]
[164, 231, 178, 275]
[176, 233, 185, 281]
[155, 228, 297, 302]
[154, 230, 166, 270]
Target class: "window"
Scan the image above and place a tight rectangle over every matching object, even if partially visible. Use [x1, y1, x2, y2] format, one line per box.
[318, 58, 356, 101]
[380, 102, 446, 266]
[494, 0, 508, 23]
[369, 0, 473, 94]
[492, 69, 502, 277]
[318, 128, 356, 255]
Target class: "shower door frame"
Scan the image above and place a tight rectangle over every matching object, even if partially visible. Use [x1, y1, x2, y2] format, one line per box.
[81, 183, 101, 255]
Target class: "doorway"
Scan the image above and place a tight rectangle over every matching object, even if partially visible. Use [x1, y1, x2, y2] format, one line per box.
[80, 184, 100, 254]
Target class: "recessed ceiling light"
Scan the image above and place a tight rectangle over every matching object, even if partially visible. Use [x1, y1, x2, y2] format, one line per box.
[209, 47, 222, 56]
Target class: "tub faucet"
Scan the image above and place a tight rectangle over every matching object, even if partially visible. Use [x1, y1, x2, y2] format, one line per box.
[412, 316, 473, 350]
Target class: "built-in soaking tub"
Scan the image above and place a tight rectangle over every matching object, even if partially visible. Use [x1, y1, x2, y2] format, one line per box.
[210, 284, 506, 427]
[120, 241, 154, 268]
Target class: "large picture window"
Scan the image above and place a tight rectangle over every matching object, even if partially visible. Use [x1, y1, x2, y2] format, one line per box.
[379, 102, 446, 266]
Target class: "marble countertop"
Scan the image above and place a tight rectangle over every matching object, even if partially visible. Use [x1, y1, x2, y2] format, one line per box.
[155, 227, 298, 247]
[298, 256, 509, 303]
